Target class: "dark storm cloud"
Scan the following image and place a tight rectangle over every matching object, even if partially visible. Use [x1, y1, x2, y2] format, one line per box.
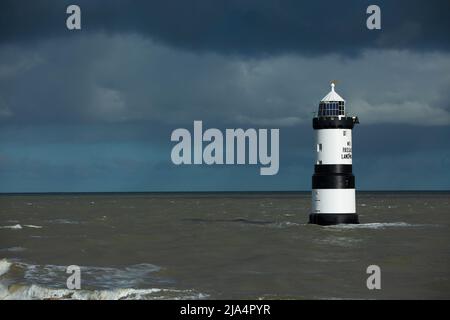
[1, 0, 450, 56]
[1, 0, 450, 192]
[1, 35, 449, 126]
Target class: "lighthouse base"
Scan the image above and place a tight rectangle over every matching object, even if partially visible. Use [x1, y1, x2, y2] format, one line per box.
[309, 213, 359, 226]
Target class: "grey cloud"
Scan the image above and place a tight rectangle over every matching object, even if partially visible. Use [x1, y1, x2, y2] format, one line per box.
[1, 34, 450, 127]
[1, 0, 450, 56]
[1, 1, 450, 192]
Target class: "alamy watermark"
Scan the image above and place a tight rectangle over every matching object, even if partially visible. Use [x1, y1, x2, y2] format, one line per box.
[366, 5, 381, 30]
[65, 4, 381, 33]
[171, 121, 279, 175]
[366, 265, 381, 290]
[66, 265, 81, 290]
[66, 5, 81, 30]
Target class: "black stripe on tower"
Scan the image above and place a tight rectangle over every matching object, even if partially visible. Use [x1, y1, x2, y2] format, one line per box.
[312, 164, 355, 189]
[309, 213, 359, 225]
[314, 164, 353, 174]
[313, 117, 358, 130]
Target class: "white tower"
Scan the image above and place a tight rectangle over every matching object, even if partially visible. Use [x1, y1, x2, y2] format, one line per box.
[309, 82, 359, 225]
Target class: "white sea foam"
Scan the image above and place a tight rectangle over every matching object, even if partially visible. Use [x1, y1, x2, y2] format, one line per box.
[1, 284, 207, 300]
[0, 224, 43, 230]
[23, 225, 43, 229]
[326, 222, 428, 230]
[0, 259, 12, 277]
[0, 224, 23, 229]
[22, 262, 165, 289]
[0, 259, 208, 300]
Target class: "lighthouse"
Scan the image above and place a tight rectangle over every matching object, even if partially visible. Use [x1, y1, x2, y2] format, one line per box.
[309, 82, 359, 225]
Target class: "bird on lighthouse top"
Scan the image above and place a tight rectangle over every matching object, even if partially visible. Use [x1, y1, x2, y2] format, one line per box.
[321, 82, 345, 102]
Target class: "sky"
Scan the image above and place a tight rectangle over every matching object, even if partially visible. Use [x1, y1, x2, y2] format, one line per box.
[0, 0, 450, 192]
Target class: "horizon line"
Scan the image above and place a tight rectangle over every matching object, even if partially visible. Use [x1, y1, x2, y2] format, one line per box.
[1, 190, 449, 195]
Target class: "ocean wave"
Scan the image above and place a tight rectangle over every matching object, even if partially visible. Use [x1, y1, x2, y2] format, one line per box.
[23, 225, 43, 229]
[1, 284, 207, 300]
[268, 221, 301, 228]
[0, 259, 208, 300]
[184, 217, 275, 225]
[23, 262, 166, 289]
[314, 236, 362, 247]
[0, 224, 43, 230]
[46, 219, 80, 225]
[0, 247, 26, 253]
[0, 259, 12, 277]
[326, 222, 430, 230]
[0, 224, 22, 229]
[184, 217, 304, 229]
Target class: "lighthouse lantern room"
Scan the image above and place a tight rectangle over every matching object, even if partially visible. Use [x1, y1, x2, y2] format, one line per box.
[310, 82, 359, 225]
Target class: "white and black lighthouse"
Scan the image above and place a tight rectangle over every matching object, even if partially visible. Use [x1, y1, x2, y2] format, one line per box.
[309, 82, 359, 225]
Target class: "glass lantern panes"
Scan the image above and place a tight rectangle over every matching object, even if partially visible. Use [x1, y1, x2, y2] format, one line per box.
[318, 101, 345, 117]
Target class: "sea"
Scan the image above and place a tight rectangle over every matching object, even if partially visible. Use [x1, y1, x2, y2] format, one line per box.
[0, 192, 449, 300]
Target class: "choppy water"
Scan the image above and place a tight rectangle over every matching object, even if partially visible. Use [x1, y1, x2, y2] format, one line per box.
[0, 192, 449, 299]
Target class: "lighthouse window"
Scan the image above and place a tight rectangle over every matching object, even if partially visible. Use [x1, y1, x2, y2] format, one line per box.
[343, 131, 346, 136]
[317, 143, 322, 152]
[337, 101, 345, 115]
[319, 102, 345, 117]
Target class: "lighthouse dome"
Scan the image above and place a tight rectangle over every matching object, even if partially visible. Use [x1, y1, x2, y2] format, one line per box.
[321, 82, 345, 102]
[318, 83, 345, 117]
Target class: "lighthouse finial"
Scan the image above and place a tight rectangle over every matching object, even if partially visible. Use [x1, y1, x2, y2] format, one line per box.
[321, 80, 344, 102]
